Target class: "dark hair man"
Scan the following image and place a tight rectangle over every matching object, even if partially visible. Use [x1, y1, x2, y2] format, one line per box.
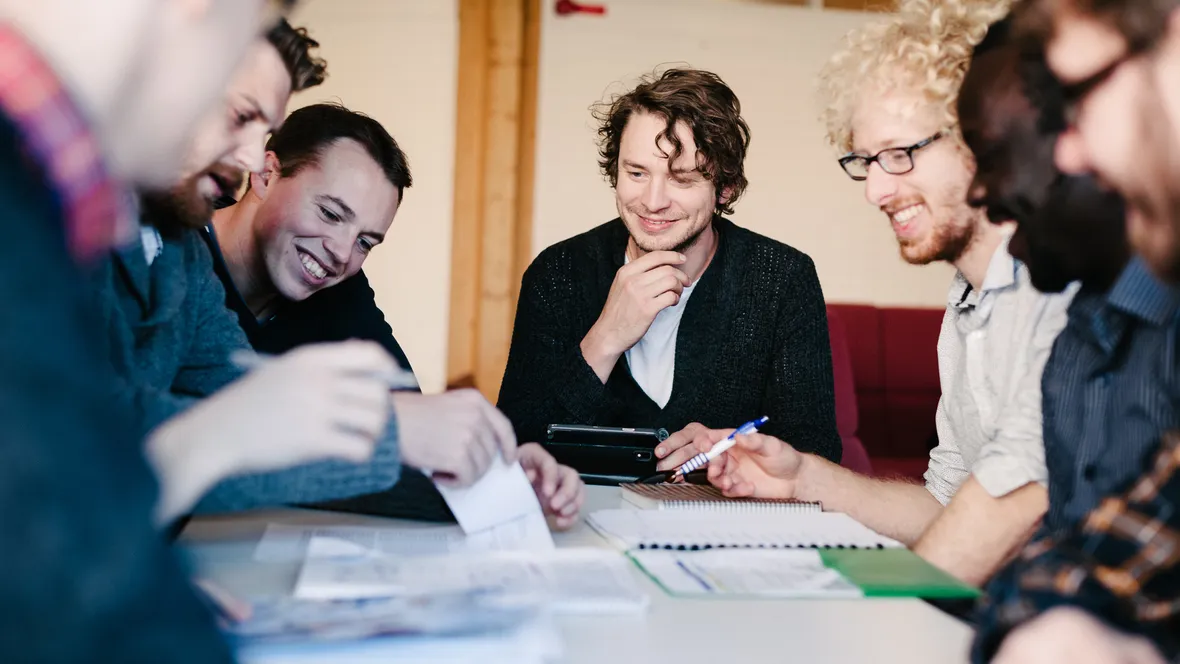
[498, 68, 842, 474]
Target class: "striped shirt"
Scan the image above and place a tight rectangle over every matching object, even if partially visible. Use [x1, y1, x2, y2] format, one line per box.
[924, 236, 1076, 504]
[1041, 257, 1180, 532]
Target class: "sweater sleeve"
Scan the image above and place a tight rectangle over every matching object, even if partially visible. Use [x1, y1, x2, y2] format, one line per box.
[169, 232, 249, 400]
[761, 255, 842, 463]
[497, 252, 625, 443]
[192, 412, 402, 513]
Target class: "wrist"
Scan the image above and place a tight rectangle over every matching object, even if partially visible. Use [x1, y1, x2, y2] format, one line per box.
[792, 453, 824, 502]
[580, 326, 623, 382]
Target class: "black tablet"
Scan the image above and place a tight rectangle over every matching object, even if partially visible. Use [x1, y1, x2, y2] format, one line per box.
[543, 424, 670, 485]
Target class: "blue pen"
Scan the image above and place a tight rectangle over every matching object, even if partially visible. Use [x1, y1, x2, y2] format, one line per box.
[671, 415, 769, 479]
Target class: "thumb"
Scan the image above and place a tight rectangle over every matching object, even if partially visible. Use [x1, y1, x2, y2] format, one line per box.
[732, 433, 771, 455]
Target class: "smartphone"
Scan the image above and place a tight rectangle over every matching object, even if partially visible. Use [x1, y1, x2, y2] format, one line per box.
[544, 424, 670, 486]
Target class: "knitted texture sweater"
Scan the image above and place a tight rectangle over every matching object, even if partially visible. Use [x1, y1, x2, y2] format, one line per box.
[498, 217, 842, 463]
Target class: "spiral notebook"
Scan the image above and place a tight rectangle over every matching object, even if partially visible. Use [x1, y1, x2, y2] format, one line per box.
[620, 483, 822, 513]
[588, 509, 903, 551]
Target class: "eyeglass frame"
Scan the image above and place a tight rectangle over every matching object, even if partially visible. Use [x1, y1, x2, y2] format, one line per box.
[1060, 44, 1149, 127]
[837, 131, 945, 181]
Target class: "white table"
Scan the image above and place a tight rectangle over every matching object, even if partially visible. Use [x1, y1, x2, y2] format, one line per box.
[180, 486, 974, 663]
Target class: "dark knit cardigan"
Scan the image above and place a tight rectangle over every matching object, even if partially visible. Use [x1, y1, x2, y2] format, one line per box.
[497, 217, 842, 463]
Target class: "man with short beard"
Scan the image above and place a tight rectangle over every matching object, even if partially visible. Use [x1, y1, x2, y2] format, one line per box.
[498, 67, 843, 467]
[96, 20, 525, 521]
[662, 0, 1075, 587]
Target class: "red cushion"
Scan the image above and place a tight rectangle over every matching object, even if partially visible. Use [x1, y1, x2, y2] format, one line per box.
[825, 306, 859, 440]
[826, 303, 943, 476]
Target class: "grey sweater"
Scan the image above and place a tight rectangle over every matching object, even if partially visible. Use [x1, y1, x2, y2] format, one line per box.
[88, 226, 401, 513]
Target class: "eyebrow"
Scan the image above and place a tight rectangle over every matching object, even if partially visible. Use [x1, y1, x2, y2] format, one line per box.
[242, 94, 278, 131]
[316, 194, 356, 221]
[621, 159, 648, 171]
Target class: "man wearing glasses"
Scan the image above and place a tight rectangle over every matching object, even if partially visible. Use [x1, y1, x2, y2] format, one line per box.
[960, 1, 1180, 662]
[680, 0, 1073, 587]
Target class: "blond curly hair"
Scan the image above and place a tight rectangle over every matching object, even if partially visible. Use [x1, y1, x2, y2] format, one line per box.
[817, 0, 1012, 154]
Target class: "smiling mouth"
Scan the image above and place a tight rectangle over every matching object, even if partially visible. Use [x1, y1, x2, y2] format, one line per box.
[297, 249, 333, 280]
[887, 203, 927, 231]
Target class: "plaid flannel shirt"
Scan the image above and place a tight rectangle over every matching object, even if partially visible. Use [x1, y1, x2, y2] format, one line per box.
[0, 24, 129, 261]
[972, 430, 1180, 662]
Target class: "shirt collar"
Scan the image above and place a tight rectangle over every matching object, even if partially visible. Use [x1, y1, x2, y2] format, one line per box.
[947, 234, 1019, 309]
[0, 24, 132, 262]
[1106, 256, 1180, 326]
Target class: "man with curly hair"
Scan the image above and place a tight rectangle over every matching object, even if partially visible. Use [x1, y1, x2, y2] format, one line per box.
[670, 0, 1076, 587]
[497, 68, 843, 472]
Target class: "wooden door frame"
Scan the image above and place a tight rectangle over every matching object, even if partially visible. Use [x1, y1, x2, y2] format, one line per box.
[446, 0, 541, 399]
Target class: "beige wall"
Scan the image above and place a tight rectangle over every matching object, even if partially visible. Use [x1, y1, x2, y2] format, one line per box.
[532, 0, 956, 305]
[286, 0, 458, 394]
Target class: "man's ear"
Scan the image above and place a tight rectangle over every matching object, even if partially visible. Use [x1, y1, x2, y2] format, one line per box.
[718, 186, 734, 206]
[249, 151, 281, 200]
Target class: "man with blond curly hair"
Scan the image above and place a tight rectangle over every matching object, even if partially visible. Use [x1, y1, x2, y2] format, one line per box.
[662, 0, 1075, 587]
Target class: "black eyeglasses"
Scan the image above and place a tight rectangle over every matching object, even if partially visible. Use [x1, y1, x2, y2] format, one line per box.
[1061, 46, 1146, 126]
[838, 132, 944, 181]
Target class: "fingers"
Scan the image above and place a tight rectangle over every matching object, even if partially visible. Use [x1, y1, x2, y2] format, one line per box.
[622, 250, 685, 275]
[657, 427, 733, 471]
[638, 265, 690, 291]
[733, 432, 775, 456]
[551, 467, 585, 530]
[521, 443, 559, 500]
[293, 340, 397, 375]
[655, 422, 705, 460]
[479, 397, 519, 463]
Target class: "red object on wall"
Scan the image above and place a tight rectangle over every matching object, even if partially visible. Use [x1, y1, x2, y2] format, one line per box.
[555, 0, 606, 16]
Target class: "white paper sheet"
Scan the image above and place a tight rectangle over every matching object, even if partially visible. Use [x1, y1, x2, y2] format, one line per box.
[630, 549, 863, 598]
[294, 542, 649, 615]
[253, 523, 468, 563]
[433, 456, 546, 535]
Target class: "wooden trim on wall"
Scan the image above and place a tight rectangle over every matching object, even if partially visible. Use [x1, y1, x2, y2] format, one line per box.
[447, 0, 541, 401]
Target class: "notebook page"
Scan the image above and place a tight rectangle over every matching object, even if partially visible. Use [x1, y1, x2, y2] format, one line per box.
[630, 549, 863, 598]
[588, 509, 903, 550]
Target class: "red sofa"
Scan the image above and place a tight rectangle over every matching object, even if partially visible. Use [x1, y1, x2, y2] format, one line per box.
[827, 304, 944, 481]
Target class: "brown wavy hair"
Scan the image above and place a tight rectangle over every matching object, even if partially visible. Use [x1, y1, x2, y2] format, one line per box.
[592, 68, 751, 216]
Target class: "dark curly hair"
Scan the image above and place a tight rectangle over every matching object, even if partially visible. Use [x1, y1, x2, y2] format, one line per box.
[266, 19, 327, 93]
[592, 68, 751, 216]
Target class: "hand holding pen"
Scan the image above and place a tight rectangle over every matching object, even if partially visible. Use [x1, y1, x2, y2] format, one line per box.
[641, 416, 769, 484]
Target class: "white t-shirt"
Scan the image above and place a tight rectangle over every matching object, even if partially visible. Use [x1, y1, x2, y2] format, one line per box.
[624, 267, 698, 408]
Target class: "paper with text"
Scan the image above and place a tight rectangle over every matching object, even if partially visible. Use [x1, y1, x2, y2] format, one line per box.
[294, 541, 648, 614]
[631, 549, 862, 598]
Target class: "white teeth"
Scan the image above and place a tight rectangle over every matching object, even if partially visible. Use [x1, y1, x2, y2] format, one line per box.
[892, 204, 925, 224]
[300, 252, 327, 279]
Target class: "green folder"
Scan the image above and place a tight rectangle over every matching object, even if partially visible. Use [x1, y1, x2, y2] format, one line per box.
[819, 549, 979, 599]
[628, 548, 979, 600]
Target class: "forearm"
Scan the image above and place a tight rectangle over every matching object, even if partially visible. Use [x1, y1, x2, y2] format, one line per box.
[913, 477, 1047, 586]
[796, 454, 943, 544]
[579, 325, 623, 384]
